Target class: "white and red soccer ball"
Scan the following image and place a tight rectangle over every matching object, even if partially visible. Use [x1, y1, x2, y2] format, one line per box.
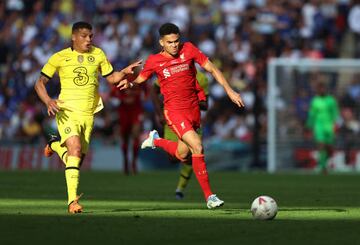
[251, 195, 278, 220]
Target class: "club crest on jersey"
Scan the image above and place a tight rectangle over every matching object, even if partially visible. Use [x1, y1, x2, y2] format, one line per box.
[77, 55, 84, 63]
[87, 55, 95, 63]
[64, 127, 71, 134]
[181, 121, 185, 129]
[180, 53, 185, 61]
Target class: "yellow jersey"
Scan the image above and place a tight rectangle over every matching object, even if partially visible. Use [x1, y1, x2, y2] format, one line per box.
[41, 46, 113, 115]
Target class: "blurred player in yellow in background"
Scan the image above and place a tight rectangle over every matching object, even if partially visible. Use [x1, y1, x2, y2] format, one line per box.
[151, 70, 209, 199]
[34, 21, 141, 213]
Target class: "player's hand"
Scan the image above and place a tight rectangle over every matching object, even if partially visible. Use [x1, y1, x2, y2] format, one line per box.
[122, 60, 142, 75]
[117, 79, 133, 90]
[227, 89, 245, 108]
[46, 99, 62, 116]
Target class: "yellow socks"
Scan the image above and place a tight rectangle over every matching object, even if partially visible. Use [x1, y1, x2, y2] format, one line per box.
[51, 141, 68, 164]
[65, 156, 81, 205]
[176, 164, 193, 192]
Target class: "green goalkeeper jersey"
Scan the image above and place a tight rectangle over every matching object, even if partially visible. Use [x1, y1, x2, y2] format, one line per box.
[307, 95, 339, 128]
[306, 95, 339, 144]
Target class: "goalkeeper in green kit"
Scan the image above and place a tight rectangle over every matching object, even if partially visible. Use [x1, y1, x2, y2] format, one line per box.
[306, 82, 339, 173]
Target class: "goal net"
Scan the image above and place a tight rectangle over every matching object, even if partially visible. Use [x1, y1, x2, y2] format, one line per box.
[267, 58, 360, 173]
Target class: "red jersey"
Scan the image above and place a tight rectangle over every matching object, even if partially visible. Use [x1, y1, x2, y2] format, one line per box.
[139, 42, 208, 110]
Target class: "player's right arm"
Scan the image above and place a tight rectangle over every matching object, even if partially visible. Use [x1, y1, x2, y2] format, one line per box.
[34, 75, 61, 116]
[34, 53, 61, 116]
[117, 57, 153, 90]
[106, 60, 142, 85]
[117, 73, 148, 90]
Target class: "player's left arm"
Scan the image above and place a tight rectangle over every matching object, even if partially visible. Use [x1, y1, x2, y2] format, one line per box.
[117, 74, 148, 90]
[117, 57, 155, 90]
[202, 60, 245, 108]
[106, 60, 142, 85]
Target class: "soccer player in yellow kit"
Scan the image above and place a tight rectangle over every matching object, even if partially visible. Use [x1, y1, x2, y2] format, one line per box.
[34, 21, 141, 213]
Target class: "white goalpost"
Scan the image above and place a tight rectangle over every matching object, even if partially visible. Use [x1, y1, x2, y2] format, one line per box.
[267, 58, 360, 173]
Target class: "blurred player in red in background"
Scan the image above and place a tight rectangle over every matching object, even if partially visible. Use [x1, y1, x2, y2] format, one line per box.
[118, 23, 244, 209]
[110, 73, 146, 175]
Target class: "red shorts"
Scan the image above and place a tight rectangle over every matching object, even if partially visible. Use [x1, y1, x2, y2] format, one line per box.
[164, 107, 200, 138]
[118, 107, 143, 135]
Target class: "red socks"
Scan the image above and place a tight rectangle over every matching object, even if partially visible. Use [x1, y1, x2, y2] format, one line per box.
[192, 154, 213, 199]
[154, 138, 178, 158]
[154, 139, 213, 199]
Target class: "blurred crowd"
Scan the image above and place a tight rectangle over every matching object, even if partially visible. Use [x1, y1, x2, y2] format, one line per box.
[0, 0, 360, 148]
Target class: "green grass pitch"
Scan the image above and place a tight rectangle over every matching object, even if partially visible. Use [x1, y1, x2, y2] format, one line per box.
[0, 171, 360, 245]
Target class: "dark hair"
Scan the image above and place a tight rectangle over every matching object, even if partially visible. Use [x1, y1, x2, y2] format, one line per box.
[72, 21, 92, 33]
[158, 23, 180, 37]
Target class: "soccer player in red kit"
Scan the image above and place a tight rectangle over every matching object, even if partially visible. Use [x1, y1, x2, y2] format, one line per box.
[110, 74, 145, 175]
[118, 23, 244, 209]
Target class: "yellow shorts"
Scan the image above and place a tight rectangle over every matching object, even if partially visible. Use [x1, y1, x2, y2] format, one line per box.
[56, 110, 94, 154]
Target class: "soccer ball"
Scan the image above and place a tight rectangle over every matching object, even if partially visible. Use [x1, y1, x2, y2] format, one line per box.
[250, 195, 278, 220]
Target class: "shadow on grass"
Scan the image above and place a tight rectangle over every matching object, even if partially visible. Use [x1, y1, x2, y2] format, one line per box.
[107, 207, 347, 213]
[107, 208, 244, 213]
[1, 214, 360, 245]
[279, 208, 347, 212]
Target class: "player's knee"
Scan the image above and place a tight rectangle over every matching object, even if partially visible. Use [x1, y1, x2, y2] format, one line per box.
[192, 144, 203, 155]
[176, 151, 189, 161]
[68, 147, 82, 157]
